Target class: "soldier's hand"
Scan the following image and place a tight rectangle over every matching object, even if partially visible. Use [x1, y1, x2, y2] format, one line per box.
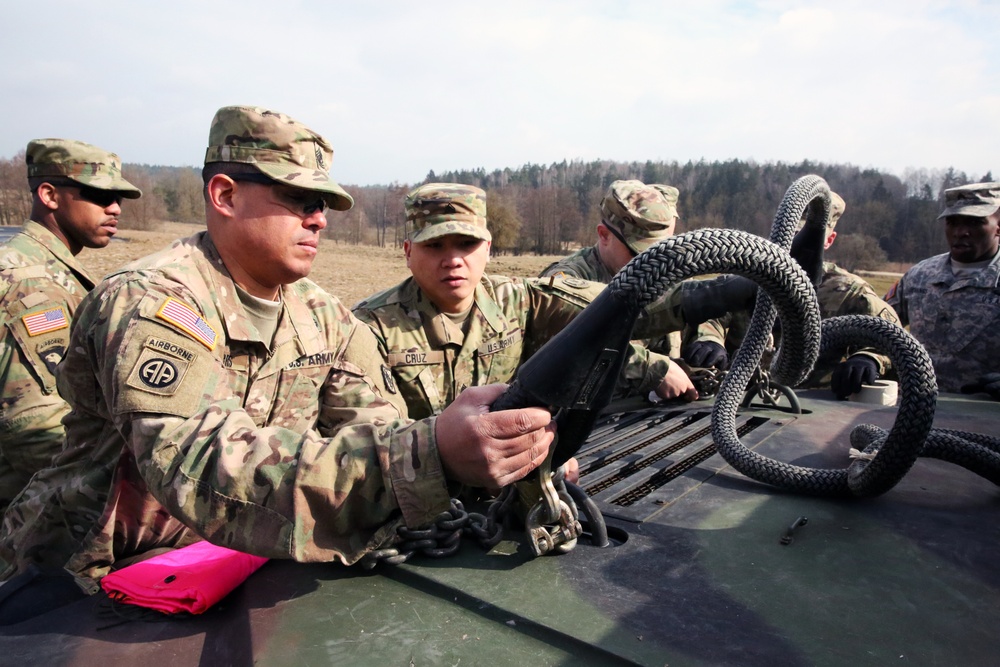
[683, 340, 729, 369]
[831, 355, 879, 399]
[961, 373, 1000, 401]
[436, 384, 554, 490]
[561, 457, 580, 485]
[655, 361, 699, 402]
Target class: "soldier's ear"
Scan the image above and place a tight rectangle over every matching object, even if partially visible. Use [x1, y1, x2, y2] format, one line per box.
[486, 241, 492, 262]
[596, 223, 611, 244]
[206, 174, 238, 219]
[36, 182, 60, 210]
[403, 239, 412, 268]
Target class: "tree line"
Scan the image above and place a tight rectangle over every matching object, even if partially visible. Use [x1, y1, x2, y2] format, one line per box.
[0, 150, 992, 270]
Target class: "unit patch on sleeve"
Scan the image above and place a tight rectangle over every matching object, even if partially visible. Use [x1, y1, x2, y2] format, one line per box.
[22, 306, 69, 336]
[156, 297, 218, 350]
[561, 277, 590, 289]
[125, 338, 195, 397]
[37, 341, 66, 376]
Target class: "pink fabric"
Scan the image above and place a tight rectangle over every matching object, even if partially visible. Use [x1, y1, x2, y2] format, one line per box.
[100, 541, 269, 614]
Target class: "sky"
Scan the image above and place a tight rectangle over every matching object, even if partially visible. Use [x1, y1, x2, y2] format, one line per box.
[1, 1, 996, 186]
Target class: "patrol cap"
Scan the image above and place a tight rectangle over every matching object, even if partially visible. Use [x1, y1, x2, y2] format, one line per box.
[938, 182, 1000, 219]
[600, 180, 678, 254]
[204, 105, 353, 211]
[405, 183, 492, 244]
[797, 191, 846, 232]
[26, 138, 141, 198]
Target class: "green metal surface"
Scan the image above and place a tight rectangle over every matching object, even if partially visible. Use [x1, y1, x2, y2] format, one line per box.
[1, 392, 997, 666]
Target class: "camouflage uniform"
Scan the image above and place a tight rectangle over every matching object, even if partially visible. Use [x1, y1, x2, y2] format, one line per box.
[354, 274, 673, 419]
[887, 252, 999, 392]
[0, 139, 140, 510]
[540, 245, 613, 284]
[0, 222, 93, 509]
[354, 182, 681, 419]
[691, 262, 900, 385]
[0, 107, 445, 589]
[686, 192, 899, 385]
[885, 182, 1000, 393]
[541, 180, 682, 356]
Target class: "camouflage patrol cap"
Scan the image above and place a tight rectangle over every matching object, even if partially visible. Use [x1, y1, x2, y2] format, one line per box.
[797, 191, 846, 232]
[405, 183, 492, 244]
[938, 182, 1000, 219]
[26, 138, 141, 198]
[600, 180, 678, 254]
[204, 105, 353, 211]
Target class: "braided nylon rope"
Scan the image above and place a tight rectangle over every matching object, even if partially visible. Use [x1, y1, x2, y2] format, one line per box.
[615, 175, 995, 496]
[364, 176, 997, 568]
[713, 176, 995, 496]
[608, 227, 822, 387]
[709, 176, 941, 496]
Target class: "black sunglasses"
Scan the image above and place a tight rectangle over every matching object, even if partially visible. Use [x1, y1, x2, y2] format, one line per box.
[49, 179, 124, 208]
[229, 174, 329, 216]
[77, 186, 124, 208]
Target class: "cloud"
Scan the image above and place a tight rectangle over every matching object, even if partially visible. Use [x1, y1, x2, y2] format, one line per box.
[0, 1, 995, 184]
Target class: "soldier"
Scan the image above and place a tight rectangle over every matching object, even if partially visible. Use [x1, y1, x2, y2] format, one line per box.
[886, 182, 1000, 397]
[683, 192, 900, 398]
[0, 106, 555, 622]
[539, 180, 686, 361]
[352, 182, 699, 437]
[540, 180, 678, 284]
[0, 139, 141, 510]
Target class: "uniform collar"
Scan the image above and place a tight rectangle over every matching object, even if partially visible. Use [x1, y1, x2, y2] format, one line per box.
[401, 276, 506, 348]
[589, 245, 617, 283]
[197, 232, 322, 355]
[20, 219, 96, 288]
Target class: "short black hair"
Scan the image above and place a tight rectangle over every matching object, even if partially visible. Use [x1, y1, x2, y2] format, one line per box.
[201, 162, 268, 186]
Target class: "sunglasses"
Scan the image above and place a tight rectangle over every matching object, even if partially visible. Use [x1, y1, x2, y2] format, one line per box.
[50, 180, 124, 208]
[77, 186, 124, 208]
[230, 174, 329, 217]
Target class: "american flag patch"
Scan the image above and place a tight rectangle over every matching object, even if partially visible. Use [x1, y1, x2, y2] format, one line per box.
[884, 281, 898, 301]
[22, 307, 69, 336]
[156, 298, 217, 350]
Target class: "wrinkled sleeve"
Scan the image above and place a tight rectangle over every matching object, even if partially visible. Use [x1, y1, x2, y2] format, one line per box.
[632, 284, 687, 338]
[683, 316, 729, 348]
[96, 281, 449, 566]
[615, 346, 672, 397]
[0, 280, 75, 506]
[838, 285, 902, 376]
[520, 278, 670, 397]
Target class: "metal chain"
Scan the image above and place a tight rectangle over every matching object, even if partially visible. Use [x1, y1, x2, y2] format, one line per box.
[360, 472, 599, 568]
[360, 487, 521, 569]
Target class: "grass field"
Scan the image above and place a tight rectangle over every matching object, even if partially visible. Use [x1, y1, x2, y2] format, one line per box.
[74, 221, 903, 306]
[76, 222, 566, 307]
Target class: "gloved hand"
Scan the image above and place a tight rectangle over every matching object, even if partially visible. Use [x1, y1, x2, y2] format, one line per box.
[961, 373, 1000, 401]
[683, 340, 729, 369]
[831, 355, 879, 399]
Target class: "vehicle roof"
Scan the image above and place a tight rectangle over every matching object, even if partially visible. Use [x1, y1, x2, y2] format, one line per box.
[1, 391, 997, 666]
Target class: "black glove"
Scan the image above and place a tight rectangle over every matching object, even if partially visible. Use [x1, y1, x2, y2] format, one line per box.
[683, 340, 729, 369]
[831, 356, 879, 399]
[961, 373, 1000, 401]
[680, 276, 758, 325]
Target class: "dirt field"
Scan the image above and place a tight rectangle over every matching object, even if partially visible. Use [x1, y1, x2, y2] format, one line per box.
[76, 222, 903, 306]
[77, 222, 565, 307]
